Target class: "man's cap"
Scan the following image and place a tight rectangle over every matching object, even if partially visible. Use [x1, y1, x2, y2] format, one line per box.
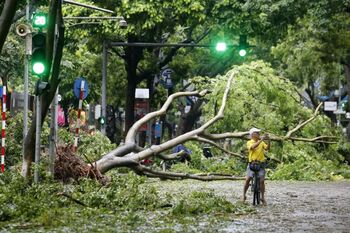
[249, 127, 261, 136]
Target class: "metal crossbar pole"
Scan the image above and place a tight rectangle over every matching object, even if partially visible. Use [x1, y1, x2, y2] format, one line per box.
[63, 16, 124, 20]
[62, 0, 114, 14]
[108, 42, 238, 48]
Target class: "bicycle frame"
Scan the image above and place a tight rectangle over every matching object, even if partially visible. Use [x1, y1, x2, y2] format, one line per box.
[251, 169, 260, 205]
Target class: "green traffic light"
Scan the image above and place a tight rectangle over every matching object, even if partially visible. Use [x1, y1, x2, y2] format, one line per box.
[239, 49, 247, 57]
[31, 33, 47, 77]
[215, 42, 227, 52]
[33, 62, 46, 75]
[32, 13, 48, 28]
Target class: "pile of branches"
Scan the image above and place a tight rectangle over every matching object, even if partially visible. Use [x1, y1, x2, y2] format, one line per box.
[54, 146, 108, 185]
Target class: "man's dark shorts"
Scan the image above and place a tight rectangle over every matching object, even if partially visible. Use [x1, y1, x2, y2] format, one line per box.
[246, 164, 266, 179]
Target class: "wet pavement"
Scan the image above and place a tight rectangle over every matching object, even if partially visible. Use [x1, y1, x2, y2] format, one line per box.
[158, 180, 350, 233]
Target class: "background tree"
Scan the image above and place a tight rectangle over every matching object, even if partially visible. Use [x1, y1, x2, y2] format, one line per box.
[271, 0, 350, 136]
[0, 0, 19, 53]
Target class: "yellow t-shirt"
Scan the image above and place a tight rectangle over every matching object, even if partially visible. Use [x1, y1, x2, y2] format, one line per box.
[247, 139, 268, 162]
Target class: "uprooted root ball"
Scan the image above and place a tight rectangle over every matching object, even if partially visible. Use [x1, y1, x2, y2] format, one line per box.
[54, 146, 108, 184]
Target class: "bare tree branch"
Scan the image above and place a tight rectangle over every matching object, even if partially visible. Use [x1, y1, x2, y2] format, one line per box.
[134, 165, 243, 181]
[125, 90, 209, 144]
[284, 102, 323, 139]
[201, 131, 249, 140]
[191, 135, 245, 159]
[56, 192, 86, 206]
[95, 155, 139, 174]
[125, 72, 234, 162]
[202, 131, 336, 144]
[288, 136, 337, 143]
[157, 150, 187, 160]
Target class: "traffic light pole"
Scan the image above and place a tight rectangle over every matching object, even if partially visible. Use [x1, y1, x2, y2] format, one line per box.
[34, 94, 41, 183]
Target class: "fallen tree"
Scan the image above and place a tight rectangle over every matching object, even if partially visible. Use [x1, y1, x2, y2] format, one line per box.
[70, 69, 336, 182]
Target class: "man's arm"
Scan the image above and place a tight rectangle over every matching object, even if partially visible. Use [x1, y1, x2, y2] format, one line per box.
[263, 134, 270, 151]
[250, 139, 263, 150]
[265, 139, 270, 151]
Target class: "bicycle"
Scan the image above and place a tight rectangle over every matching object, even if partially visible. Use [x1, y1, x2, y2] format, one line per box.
[249, 162, 262, 205]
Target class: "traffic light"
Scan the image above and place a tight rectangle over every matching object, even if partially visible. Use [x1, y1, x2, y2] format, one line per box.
[215, 42, 227, 52]
[31, 12, 48, 77]
[98, 116, 106, 126]
[238, 35, 247, 57]
[32, 12, 48, 29]
[31, 32, 47, 76]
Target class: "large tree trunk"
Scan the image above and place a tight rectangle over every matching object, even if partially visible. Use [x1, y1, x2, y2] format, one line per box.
[0, 0, 18, 53]
[22, 1, 64, 177]
[125, 76, 137, 136]
[124, 38, 143, 134]
[176, 99, 204, 136]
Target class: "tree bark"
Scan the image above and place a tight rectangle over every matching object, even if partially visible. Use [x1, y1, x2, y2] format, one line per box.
[176, 98, 203, 136]
[124, 37, 143, 134]
[0, 0, 18, 53]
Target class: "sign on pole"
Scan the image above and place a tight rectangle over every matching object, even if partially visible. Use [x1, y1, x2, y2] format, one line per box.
[95, 104, 101, 119]
[160, 68, 173, 88]
[134, 100, 148, 131]
[73, 77, 89, 100]
[324, 101, 337, 111]
[73, 77, 89, 152]
[135, 88, 149, 99]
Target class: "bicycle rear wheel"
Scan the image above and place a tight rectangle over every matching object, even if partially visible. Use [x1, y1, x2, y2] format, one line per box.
[253, 173, 260, 205]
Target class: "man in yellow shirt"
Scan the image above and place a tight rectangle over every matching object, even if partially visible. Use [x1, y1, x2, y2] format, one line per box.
[242, 127, 270, 204]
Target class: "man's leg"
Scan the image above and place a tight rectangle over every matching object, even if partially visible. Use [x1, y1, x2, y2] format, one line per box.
[259, 169, 266, 204]
[242, 176, 251, 202]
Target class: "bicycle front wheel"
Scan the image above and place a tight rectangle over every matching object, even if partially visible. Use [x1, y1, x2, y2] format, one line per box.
[253, 174, 260, 205]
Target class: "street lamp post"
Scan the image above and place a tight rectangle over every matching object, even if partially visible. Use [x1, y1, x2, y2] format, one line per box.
[101, 40, 108, 135]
